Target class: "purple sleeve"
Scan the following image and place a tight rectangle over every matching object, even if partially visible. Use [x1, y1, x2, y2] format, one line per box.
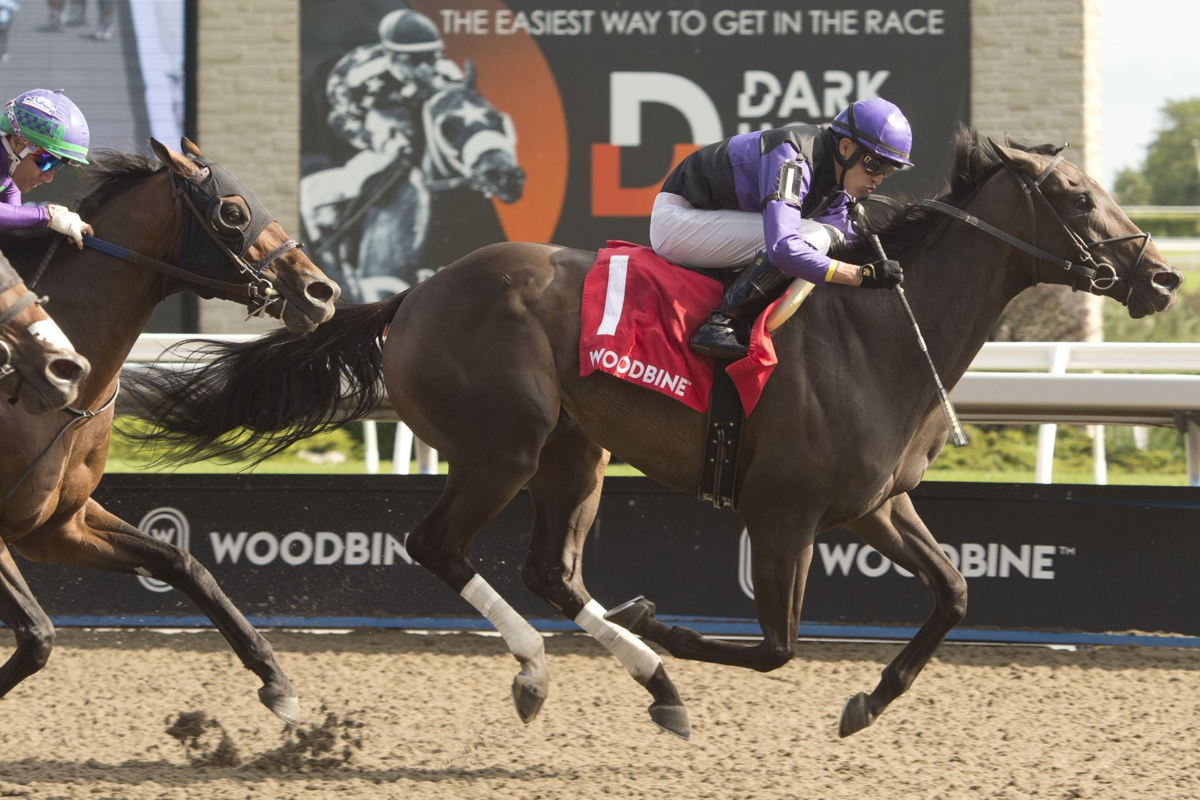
[755, 143, 835, 283]
[0, 181, 48, 231]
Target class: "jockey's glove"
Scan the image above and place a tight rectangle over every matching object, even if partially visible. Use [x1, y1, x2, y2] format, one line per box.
[859, 258, 904, 289]
[45, 204, 94, 250]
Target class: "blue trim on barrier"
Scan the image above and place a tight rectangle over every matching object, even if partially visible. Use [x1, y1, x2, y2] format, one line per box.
[46, 614, 1200, 648]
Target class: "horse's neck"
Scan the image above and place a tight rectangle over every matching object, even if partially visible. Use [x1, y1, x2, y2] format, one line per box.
[899, 231, 1029, 388]
[884, 183, 1037, 389]
[37, 181, 176, 404]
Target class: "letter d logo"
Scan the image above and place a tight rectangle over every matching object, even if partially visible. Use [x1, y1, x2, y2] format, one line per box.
[135, 507, 190, 593]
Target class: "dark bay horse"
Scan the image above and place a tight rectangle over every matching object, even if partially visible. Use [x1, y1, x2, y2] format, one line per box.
[0, 138, 339, 725]
[130, 129, 1181, 738]
[0, 257, 89, 412]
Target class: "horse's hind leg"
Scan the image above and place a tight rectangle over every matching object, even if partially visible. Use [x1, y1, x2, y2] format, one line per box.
[837, 491, 968, 737]
[14, 499, 300, 724]
[609, 499, 818, 674]
[0, 540, 55, 698]
[521, 420, 690, 739]
[404, 458, 552, 724]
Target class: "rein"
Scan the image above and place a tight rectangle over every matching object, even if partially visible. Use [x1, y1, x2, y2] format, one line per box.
[909, 150, 1150, 300]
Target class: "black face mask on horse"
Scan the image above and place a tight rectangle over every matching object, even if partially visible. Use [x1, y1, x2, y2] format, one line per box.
[173, 155, 302, 305]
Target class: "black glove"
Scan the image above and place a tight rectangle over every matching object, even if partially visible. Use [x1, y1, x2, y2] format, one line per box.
[859, 259, 903, 289]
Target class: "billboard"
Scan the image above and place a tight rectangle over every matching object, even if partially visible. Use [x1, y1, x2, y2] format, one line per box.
[19, 476, 1200, 644]
[299, 0, 969, 301]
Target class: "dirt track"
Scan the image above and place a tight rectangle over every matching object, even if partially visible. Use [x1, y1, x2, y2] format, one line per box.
[0, 628, 1197, 799]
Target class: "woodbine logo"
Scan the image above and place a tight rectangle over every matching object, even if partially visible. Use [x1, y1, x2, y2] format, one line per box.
[207, 530, 412, 567]
[737, 529, 1062, 598]
[587, 347, 693, 398]
[136, 507, 190, 593]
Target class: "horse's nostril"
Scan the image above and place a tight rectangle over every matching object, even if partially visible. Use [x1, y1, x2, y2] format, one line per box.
[48, 356, 87, 383]
[1153, 270, 1183, 291]
[306, 281, 336, 303]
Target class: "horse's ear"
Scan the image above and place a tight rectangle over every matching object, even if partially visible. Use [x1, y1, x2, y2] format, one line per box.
[180, 137, 203, 158]
[463, 58, 477, 89]
[150, 137, 201, 177]
[987, 136, 1020, 168]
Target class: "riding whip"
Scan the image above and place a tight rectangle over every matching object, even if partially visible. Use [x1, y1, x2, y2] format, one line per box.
[855, 206, 969, 447]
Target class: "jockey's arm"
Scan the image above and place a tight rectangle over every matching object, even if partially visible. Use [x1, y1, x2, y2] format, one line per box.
[756, 143, 864, 286]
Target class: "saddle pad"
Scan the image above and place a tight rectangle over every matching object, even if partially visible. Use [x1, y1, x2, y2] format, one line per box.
[579, 241, 781, 415]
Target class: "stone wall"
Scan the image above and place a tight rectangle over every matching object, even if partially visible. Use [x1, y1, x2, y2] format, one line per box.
[194, 0, 1099, 332]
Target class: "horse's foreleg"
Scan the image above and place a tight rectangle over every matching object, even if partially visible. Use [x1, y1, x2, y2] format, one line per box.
[14, 499, 299, 724]
[0, 539, 55, 698]
[609, 508, 816, 675]
[523, 423, 689, 738]
[837, 492, 968, 737]
[404, 462, 551, 723]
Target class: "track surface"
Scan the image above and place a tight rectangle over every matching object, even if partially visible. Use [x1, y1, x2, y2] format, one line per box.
[1, 629, 1197, 799]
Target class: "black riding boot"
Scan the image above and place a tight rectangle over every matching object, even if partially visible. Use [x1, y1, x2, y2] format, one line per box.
[689, 252, 791, 360]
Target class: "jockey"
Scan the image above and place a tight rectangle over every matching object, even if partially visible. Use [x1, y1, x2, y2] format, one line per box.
[651, 97, 913, 359]
[0, 88, 93, 249]
[325, 7, 462, 164]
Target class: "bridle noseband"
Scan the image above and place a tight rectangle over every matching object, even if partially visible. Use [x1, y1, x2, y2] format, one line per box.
[911, 146, 1151, 303]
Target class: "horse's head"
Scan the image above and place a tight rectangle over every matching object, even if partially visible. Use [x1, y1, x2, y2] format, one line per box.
[150, 138, 340, 333]
[422, 63, 525, 203]
[989, 138, 1182, 319]
[0, 267, 90, 413]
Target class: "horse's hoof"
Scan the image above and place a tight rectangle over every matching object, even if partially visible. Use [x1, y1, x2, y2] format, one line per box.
[604, 596, 656, 634]
[838, 692, 876, 738]
[258, 683, 301, 726]
[511, 673, 548, 724]
[649, 701, 691, 739]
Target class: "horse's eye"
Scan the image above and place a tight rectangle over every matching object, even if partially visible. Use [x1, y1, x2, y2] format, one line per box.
[221, 204, 246, 226]
[1074, 193, 1095, 212]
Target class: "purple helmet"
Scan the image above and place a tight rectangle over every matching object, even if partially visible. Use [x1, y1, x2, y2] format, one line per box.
[0, 89, 90, 165]
[830, 97, 913, 168]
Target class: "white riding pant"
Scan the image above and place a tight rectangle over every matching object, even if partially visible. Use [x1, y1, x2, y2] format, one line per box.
[649, 192, 834, 269]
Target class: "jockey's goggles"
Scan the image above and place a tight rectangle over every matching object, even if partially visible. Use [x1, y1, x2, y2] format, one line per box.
[28, 149, 66, 173]
[860, 152, 899, 178]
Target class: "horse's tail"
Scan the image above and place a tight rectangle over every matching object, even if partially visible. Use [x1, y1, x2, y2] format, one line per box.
[125, 292, 407, 465]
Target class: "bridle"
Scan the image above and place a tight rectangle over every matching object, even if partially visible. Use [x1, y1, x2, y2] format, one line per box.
[30, 155, 302, 316]
[910, 144, 1151, 302]
[0, 288, 45, 381]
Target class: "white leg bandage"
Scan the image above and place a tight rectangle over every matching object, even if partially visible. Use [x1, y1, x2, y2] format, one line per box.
[460, 574, 543, 663]
[574, 599, 663, 683]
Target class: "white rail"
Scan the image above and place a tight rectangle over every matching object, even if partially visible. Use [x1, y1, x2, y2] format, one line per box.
[123, 336, 1200, 485]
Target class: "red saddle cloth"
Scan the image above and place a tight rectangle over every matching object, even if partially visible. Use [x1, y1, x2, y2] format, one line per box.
[579, 241, 782, 415]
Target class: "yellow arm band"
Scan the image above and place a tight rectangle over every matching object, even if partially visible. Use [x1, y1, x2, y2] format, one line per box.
[825, 259, 840, 283]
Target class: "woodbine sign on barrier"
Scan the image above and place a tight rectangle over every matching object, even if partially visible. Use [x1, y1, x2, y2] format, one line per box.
[20, 475, 1200, 646]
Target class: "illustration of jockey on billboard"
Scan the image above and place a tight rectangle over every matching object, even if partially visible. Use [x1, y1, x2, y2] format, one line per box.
[300, 6, 525, 302]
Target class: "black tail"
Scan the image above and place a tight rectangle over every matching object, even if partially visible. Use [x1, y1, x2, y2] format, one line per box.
[124, 293, 406, 465]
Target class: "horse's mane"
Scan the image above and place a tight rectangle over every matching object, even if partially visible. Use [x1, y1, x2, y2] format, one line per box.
[865, 126, 1062, 263]
[1, 149, 163, 279]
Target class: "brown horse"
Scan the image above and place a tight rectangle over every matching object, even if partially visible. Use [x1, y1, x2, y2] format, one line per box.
[130, 129, 1180, 739]
[0, 139, 339, 724]
[0, 257, 89, 412]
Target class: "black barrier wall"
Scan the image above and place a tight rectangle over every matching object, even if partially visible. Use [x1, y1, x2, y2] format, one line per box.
[18, 476, 1200, 637]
